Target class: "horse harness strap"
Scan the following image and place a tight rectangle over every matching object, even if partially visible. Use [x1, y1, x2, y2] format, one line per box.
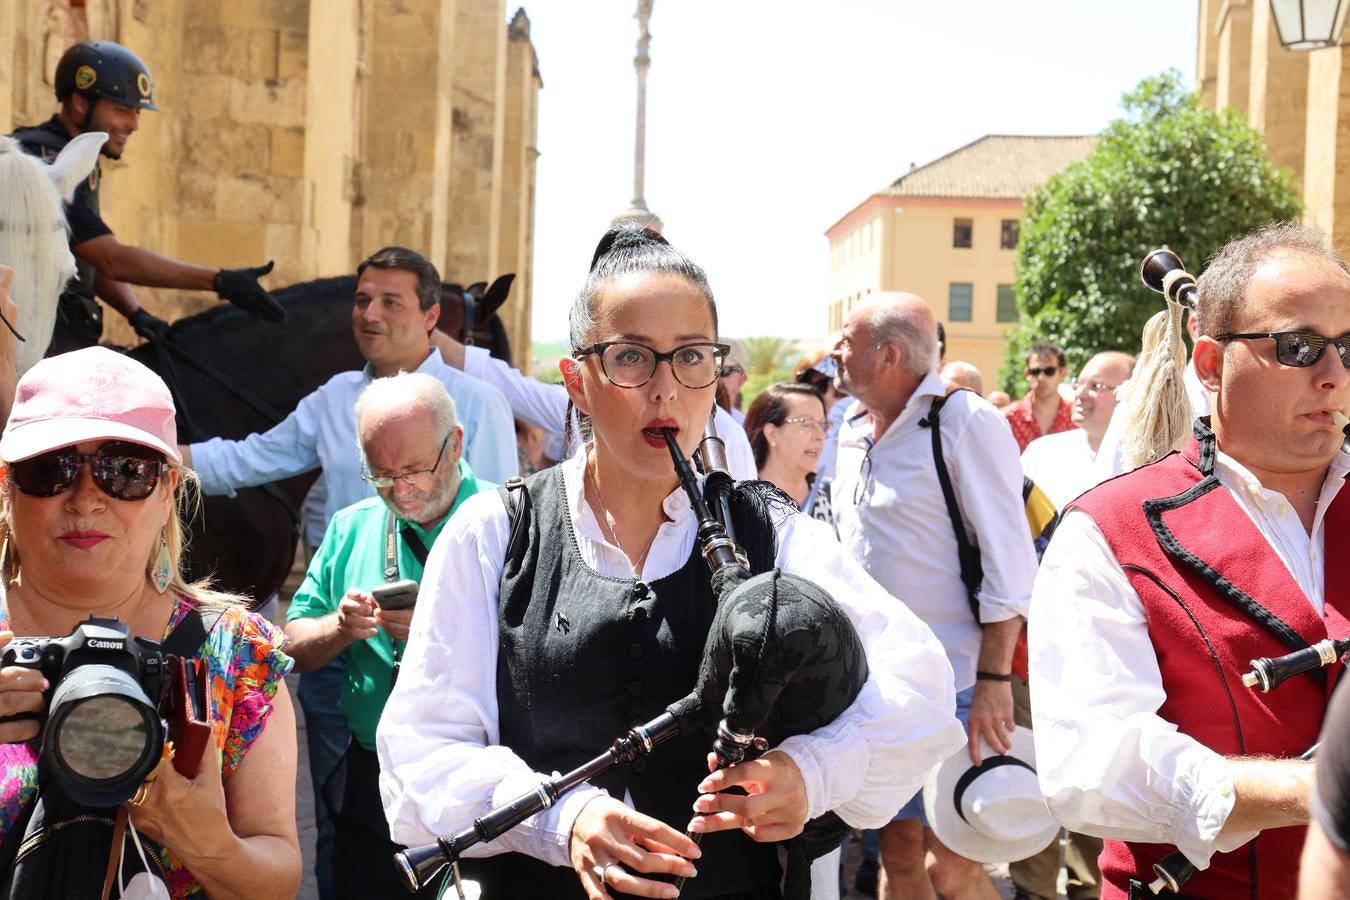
[383, 511, 430, 583]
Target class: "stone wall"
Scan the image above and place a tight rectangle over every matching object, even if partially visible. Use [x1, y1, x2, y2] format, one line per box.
[3, 0, 540, 365]
[1197, 0, 1350, 253]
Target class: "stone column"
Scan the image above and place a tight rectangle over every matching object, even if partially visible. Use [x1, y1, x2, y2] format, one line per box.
[1303, 45, 1350, 251]
[613, 0, 661, 230]
[1215, 0, 1252, 113]
[443, 0, 506, 283]
[1248, 0, 1308, 189]
[355, 0, 442, 259]
[302, 0, 363, 277]
[494, 9, 541, 371]
[1196, 0, 1222, 106]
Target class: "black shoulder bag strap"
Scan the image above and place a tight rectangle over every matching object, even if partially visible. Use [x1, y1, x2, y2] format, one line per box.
[500, 476, 531, 573]
[919, 395, 983, 621]
[161, 604, 226, 658]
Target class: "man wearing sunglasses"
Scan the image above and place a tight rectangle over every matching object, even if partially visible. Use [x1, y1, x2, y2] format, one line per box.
[282, 373, 487, 899]
[1029, 223, 1350, 899]
[1003, 342, 1074, 452]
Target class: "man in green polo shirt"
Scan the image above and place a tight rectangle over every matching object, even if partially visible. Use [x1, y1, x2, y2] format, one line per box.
[284, 371, 494, 899]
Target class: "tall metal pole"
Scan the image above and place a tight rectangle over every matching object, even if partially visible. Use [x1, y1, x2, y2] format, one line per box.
[614, 0, 663, 231]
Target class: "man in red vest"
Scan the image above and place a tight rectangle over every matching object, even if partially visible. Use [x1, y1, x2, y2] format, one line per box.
[1027, 222, 1350, 900]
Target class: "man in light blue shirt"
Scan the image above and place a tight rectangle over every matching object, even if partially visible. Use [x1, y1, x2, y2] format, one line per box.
[179, 245, 515, 900]
[181, 248, 516, 522]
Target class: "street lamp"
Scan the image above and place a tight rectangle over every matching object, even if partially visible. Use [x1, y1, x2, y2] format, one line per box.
[1270, 0, 1350, 49]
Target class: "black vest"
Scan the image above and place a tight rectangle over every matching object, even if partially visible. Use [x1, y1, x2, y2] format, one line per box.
[458, 467, 781, 899]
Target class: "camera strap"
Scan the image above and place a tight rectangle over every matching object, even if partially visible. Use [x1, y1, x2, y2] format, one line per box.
[384, 510, 429, 583]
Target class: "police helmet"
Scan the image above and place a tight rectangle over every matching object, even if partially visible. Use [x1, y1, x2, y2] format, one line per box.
[54, 41, 158, 112]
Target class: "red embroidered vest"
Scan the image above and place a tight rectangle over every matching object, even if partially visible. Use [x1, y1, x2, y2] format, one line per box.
[1070, 424, 1350, 900]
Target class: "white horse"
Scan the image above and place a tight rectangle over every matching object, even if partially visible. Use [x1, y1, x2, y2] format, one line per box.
[0, 131, 105, 375]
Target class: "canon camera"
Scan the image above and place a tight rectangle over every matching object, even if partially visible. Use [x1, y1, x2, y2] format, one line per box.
[2, 617, 168, 807]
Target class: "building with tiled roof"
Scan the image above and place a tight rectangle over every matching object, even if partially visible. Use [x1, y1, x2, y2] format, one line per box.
[826, 134, 1097, 386]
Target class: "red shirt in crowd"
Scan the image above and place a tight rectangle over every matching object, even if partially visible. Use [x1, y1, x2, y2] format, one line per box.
[1002, 392, 1074, 452]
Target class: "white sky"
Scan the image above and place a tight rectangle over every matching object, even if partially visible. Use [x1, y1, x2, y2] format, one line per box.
[523, 1, 1200, 345]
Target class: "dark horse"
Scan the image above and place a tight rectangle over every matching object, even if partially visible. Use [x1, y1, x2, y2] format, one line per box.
[128, 273, 514, 603]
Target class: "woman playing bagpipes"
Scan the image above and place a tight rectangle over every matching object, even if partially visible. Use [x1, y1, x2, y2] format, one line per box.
[376, 225, 963, 900]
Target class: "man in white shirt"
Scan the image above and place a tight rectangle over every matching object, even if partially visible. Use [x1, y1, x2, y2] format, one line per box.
[180, 246, 516, 900]
[829, 293, 1037, 899]
[1029, 223, 1350, 899]
[1021, 351, 1134, 509]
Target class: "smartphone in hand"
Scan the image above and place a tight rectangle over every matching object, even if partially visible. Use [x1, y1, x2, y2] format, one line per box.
[371, 579, 419, 611]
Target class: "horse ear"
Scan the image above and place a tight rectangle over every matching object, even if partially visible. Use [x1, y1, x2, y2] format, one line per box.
[466, 281, 488, 300]
[480, 273, 515, 319]
[48, 132, 107, 201]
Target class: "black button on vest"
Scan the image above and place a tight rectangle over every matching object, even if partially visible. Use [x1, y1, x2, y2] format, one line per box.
[461, 467, 781, 899]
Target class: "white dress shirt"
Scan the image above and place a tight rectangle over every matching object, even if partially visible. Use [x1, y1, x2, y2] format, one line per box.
[462, 344, 757, 480]
[830, 373, 1037, 691]
[377, 447, 965, 866]
[1020, 428, 1102, 510]
[191, 350, 518, 534]
[1030, 448, 1350, 867]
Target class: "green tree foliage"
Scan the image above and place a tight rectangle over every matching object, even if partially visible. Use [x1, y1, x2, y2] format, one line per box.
[741, 336, 797, 375]
[1000, 70, 1301, 392]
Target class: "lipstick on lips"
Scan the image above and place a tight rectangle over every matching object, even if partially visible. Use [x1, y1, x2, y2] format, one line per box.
[642, 419, 678, 449]
[59, 531, 109, 550]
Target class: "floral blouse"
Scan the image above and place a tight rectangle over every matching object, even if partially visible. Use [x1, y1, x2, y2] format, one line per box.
[0, 595, 293, 898]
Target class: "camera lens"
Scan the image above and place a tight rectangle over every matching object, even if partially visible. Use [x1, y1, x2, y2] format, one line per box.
[44, 664, 164, 807]
[58, 696, 152, 779]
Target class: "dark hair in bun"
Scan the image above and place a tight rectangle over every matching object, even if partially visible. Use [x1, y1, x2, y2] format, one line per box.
[564, 223, 720, 453]
[569, 223, 718, 354]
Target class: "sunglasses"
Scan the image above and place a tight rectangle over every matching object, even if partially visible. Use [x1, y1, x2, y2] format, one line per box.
[11, 442, 167, 500]
[1025, 366, 1062, 377]
[1217, 331, 1350, 369]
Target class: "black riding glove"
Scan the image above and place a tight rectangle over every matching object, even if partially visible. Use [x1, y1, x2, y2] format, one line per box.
[128, 308, 170, 342]
[214, 261, 286, 323]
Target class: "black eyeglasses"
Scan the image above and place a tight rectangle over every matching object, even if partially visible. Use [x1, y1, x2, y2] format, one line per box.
[574, 341, 731, 389]
[1025, 366, 1062, 377]
[1217, 331, 1350, 369]
[11, 442, 166, 500]
[361, 434, 450, 489]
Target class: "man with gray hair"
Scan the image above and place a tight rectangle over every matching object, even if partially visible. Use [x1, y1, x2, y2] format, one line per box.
[830, 293, 1037, 898]
[1030, 222, 1350, 898]
[284, 372, 493, 899]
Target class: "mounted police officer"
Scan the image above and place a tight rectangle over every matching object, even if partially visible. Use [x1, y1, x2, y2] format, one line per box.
[12, 40, 285, 354]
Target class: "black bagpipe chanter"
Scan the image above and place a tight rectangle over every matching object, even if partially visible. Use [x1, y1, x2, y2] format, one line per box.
[395, 418, 870, 899]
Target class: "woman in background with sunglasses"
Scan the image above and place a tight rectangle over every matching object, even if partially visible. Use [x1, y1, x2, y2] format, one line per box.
[379, 225, 962, 900]
[742, 383, 828, 508]
[0, 347, 300, 898]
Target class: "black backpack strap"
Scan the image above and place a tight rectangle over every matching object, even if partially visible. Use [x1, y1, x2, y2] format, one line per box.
[919, 395, 984, 621]
[161, 604, 226, 658]
[499, 476, 531, 576]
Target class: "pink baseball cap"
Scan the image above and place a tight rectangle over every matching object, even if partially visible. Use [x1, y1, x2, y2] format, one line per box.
[1, 346, 180, 464]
